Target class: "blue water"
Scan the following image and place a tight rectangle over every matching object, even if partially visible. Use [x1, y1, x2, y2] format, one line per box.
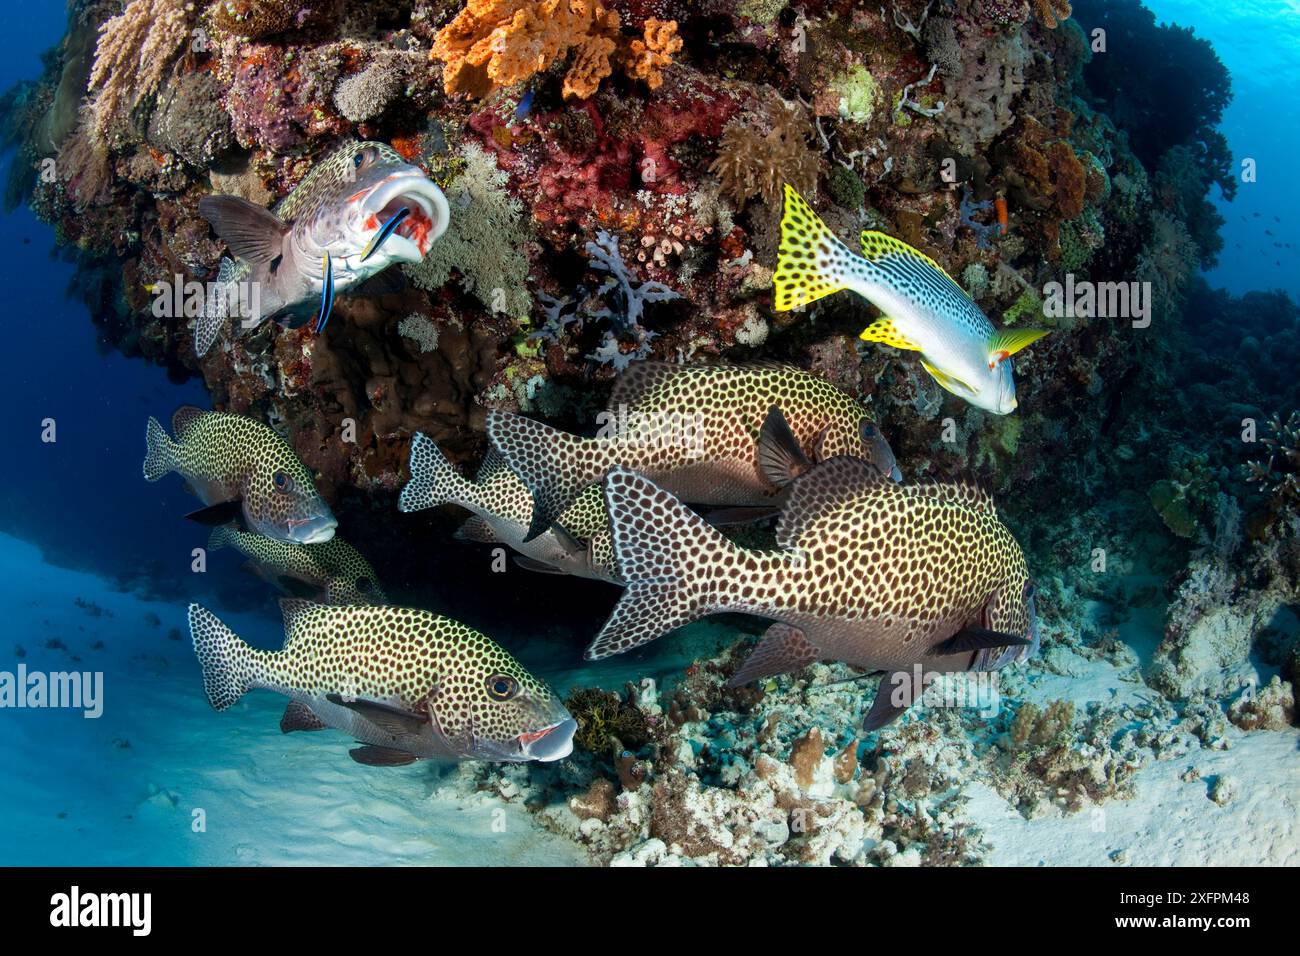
[0, 1, 1296, 866]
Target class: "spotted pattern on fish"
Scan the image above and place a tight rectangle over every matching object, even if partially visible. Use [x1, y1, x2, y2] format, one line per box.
[587, 457, 1033, 676]
[275, 142, 410, 223]
[486, 362, 898, 542]
[207, 525, 386, 604]
[143, 407, 336, 545]
[399, 433, 617, 581]
[189, 601, 571, 761]
[773, 184, 1047, 414]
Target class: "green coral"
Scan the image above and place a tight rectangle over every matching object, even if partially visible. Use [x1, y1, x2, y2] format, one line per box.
[565, 687, 650, 754]
[405, 142, 532, 321]
[1002, 288, 1044, 326]
[975, 413, 1023, 470]
[832, 66, 878, 124]
[826, 164, 866, 210]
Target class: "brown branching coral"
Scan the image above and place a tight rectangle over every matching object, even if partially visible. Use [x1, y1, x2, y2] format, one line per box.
[431, 0, 682, 101]
[87, 0, 197, 141]
[1245, 412, 1300, 535]
[709, 97, 819, 208]
[1032, 0, 1072, 29]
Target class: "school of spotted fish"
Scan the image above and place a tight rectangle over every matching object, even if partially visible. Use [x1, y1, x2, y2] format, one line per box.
[145, 158, 1042, 768]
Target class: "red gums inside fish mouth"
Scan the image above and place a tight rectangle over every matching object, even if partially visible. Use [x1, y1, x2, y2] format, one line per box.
[377, 196, 434, 254]
[517, 724, 558, 746]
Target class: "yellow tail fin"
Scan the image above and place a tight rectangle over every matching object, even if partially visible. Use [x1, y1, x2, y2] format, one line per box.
[773, 184, 851, 311]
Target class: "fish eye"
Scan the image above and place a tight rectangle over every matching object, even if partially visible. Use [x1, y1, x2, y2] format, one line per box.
[355, 577, 371, 593]
[861, 423, 876, 438]
[272, 471, 293, 493]
[1023, 580, 1036, 600]
[486, 674, 519, 701]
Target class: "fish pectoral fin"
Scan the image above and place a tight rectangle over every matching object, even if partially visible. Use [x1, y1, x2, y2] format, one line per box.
[757, 406, 814, 490]
[197, 195, 288, 265]
[348, 745, 419, 767]
[988, 328, 1048, 366]
[919, 358, 975, 397]
[859, 317, 921, 350]
[184, 500, 245, 528]
[550, 523, 586, 557]
[513, 555, 565, 574]
[324, 694, 430, 743]
[929, 626, 1033, 656]
[863, 670, 923, 732]
[280, 701, 327, 733]
[725, 623, 820, 688]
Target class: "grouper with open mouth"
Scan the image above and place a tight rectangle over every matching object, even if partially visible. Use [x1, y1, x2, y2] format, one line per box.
[194, 141, 450, 355]
[189, 601, 577, 766]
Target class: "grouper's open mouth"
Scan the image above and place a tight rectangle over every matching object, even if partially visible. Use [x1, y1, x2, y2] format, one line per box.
[359, 174, 450, 262]
[519, 718, 578, 763]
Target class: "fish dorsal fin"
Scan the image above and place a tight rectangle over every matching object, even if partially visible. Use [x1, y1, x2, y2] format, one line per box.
[988, 328, 1049, 367]
[776, 455, 891, 550]
[906, 479, 998, 514]
[607, 361, 681, 410]
[197, 195, 288, 265]
[859, 317, 921, 350]
[172, 405, 206, 438]
[278, 598, 320, 646]
[859, 231, 955, 282]
[757, 406, 814, 490]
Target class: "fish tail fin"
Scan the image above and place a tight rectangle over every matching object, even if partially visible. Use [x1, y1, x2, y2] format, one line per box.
[584, 468, 739, 660]
[142, 417, 178, 481]
[192, 258, 237, 357]
[486, 411, 618, 542]
[188, 603, 261, 711]
[773, 183, 859, 311]
[399, 432, 480, 514]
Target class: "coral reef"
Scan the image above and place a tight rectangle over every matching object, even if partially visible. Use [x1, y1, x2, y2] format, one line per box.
[430, 0, 680, 101]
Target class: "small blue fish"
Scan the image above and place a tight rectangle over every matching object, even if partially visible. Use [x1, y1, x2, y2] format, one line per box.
[314, 253, 335, 335]
[515, 89, 534, 121]
[360, 206, 411, 263]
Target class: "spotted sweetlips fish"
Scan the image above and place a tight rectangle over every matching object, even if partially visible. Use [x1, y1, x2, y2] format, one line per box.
[588, 453, 1039, 730]
[143, 406, 336, 545]
[189, 600, 577, 765]
[194, 141, 450, 355]
[486, 362, 901, 543]
[773, 184, 1047, 414]
[207, 525, 386, 605]
[399, 433, 618, 583]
